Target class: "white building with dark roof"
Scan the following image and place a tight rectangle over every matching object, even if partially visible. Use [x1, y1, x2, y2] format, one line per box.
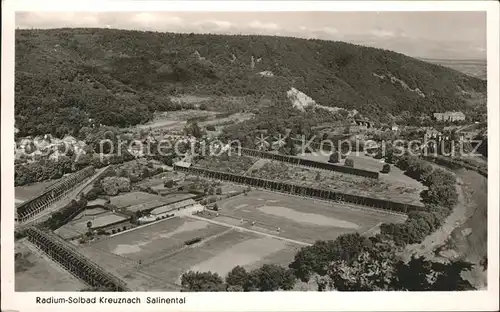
[433, 111, 466, 122]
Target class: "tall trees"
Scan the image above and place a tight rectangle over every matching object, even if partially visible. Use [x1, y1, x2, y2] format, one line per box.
[180, 271, 226, 292]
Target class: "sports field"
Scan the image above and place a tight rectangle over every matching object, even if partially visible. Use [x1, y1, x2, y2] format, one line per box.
[85, 215, 300, 288]
[91, 217, 227, 261]
[143, 228, 299, 283]
[210, 190, 407, 243]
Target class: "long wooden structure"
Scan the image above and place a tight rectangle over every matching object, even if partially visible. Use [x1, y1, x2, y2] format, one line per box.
[239, 148, 379, 179]
[174, 165, 423, 214]
[25, 226, 129, 291]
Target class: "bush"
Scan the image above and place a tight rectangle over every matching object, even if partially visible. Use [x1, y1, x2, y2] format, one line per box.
[206, 125, 216, 131]
[381, 164, 391, 173]
[344, 158, 354, 167]
[111, 229, 116, 234]
[328, 152, 340, 164]
[164, 179, 174, 188]
[185, 237, 202, 245]
[101, 176, 131, 196]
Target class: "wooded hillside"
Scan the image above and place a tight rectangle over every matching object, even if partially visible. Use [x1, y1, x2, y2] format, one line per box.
[15, 28, 487, 136]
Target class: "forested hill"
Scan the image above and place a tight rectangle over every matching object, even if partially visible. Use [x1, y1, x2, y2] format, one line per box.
[15, 28, 486, 137]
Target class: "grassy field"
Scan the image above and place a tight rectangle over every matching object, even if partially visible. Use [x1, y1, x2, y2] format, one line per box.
[84, 215, 299, 288]
[90, 217, 228, 261]
[15, 179, 58, 202]
[77, 244, 180, 291]
[141, 229, 298, 284]
[195, 154, 256, 175]
[208, 190, 406, 244]
[249, 160, 423, 206]
[109, 191, 169, 209]
[15, 241, 87, 291]
[298, 152, 424, 189]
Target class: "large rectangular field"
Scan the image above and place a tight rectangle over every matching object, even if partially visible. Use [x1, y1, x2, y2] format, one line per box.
[209, 190, 407, 244]
[85, 216, 300, 288]
[90, 217, 228, 261]
[140, 229, 299, 284]
[250, 159, 424, 206]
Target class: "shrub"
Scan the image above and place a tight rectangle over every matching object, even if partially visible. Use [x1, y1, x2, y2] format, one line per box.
[111, 229, 116, 234]
[381, 164, 391, 173]
[328, 152, 340, 164]
[101, 176, 131, 196]
[185, 237, 202, 245]
[344, 158, 354, 167]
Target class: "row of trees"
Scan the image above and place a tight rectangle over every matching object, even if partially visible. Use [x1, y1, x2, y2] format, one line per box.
[379, 152, 458, 246]
[181, 264, 296, 292]
[41, 197, 88, 231]
[15, 156, 74, 186]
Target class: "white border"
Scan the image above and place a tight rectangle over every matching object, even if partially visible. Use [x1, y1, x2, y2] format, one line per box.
[2, 1, 499, 311]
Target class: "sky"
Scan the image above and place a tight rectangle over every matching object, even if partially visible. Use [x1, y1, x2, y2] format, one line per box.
[15, 11, 487, 59]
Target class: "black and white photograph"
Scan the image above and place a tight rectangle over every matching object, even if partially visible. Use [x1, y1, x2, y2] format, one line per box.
[2, 1, 499, 311]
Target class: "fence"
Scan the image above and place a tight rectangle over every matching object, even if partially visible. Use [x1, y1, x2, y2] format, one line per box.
[239, 148, 379, 179]
[174, 165, 423, 214]
[25, 226, 129, 291]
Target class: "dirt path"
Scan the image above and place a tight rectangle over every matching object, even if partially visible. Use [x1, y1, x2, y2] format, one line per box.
[400, 164, 488, 288]
[401, 171, 468, 261]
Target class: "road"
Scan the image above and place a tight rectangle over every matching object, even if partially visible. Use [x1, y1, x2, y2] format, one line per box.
[400, 162, 467, 262]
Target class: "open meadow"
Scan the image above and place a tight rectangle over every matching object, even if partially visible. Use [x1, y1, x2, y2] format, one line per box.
[15, 240, 87, 291]
[90, 217, 227, 261]
[249, 159, 424, 206]
[81, 215, 300, 288]
[142, 229, 299, 284]
[15, 179, 58, 202]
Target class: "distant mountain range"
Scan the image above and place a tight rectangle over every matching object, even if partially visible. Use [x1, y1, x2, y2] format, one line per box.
[417, 58, 487, 80]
